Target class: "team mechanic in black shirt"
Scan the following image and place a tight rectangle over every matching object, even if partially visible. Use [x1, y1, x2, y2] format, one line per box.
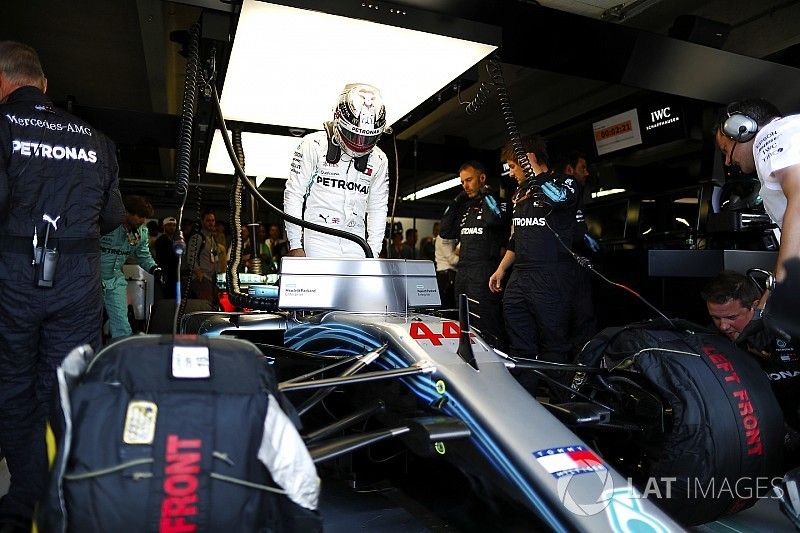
[559, 150, 599, 353]
[440, 160, 510, 348]
[0, 42, 124, 530]
[489, 135, 577, 394]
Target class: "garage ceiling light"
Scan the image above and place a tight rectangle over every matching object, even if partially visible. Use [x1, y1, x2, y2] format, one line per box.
[402, 177, 461, 201]
[207, 131, 298, 180]
[206, 0, 497, 177]
[591, 188, 626, 199]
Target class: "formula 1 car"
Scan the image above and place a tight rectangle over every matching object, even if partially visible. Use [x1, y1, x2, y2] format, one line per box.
[178, 255, 785, 532]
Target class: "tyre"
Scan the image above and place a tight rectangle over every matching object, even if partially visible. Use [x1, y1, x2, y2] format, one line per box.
[578, 321, 784, 525]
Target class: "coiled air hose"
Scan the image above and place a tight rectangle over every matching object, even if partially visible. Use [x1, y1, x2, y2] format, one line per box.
[173, 23, 201, 333]
[175, 24, 200, 199]
[225, 131, 278, 310]
[464, 79, 492, 116]
[486, 59, 535, 183]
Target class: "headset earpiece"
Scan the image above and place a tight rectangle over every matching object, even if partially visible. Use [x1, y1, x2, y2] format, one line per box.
[722, 110, 759, 142]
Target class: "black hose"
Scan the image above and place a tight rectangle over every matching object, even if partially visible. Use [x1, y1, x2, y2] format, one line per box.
[226, 131, 247, 304]
[177, 179, 204, 323]
[486, 59, 535, 182]
[210, 83, 374, 258]
[175, 24, 200, 198]
[226, 131, 277, 310]
[465, 80, 492, 116]
[233, 130, 245, 168]
[173, 23, 201, 332]
[546, 218, 676, 327]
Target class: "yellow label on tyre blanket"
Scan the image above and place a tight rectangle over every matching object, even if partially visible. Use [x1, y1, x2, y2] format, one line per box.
[123, 400, 158, 444]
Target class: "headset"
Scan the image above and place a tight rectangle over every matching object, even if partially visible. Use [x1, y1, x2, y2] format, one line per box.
[721, 104, 759, 142]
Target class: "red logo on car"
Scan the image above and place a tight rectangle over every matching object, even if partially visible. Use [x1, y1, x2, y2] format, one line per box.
[410, 322, 474, 345]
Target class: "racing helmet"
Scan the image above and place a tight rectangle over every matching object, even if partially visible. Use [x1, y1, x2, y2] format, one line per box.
[333, 83, 386, 158]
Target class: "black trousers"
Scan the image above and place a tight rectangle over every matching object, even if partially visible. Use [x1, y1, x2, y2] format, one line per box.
[503, 263, 574, 393]
[455, 262, 506, 350]
[0, 275, 102, 521]
[569, 261, 596, 354]
[436, 269, 457, 310]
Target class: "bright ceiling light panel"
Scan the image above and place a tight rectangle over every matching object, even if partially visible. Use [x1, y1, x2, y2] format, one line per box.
[591, 188, 627, 199]
[206, 0, 497, 177]
[402, 177, 461, 201]
[207, 131, 299, 179]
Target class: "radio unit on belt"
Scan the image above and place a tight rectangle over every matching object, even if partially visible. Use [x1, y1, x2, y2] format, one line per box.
[34, 213, 61, 288]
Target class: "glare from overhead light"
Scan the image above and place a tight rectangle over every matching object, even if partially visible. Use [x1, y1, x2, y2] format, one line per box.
[642, 227, 653, 235]
[591, 188, 626, 199]
[206, 131, 300, 178]
[220, 0, 496, 130]
[675, 217, 690, 227]
[403, 177, 461, 200]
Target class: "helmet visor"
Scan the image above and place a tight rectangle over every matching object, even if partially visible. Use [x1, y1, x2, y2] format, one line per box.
[338, 126, 381, 155]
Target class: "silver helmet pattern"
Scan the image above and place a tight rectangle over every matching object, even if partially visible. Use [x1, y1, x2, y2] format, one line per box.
[333, 83, 386, 158]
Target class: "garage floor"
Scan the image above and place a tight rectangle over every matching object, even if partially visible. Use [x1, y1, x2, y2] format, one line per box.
[1, 457, 796, 531]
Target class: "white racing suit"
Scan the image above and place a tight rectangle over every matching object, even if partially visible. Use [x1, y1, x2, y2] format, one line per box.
[752, 114, 800, 234]
[283, 130, 389, 258]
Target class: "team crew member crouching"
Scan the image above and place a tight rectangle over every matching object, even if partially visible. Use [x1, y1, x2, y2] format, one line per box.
[283, 83, 389, 258]
[440, 160, 510, 348]
[489, 135, 577, 393]
[702, 270, 800, 449]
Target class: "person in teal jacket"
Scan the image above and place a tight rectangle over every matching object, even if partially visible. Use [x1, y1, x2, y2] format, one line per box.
[100, 195, 163, 339]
